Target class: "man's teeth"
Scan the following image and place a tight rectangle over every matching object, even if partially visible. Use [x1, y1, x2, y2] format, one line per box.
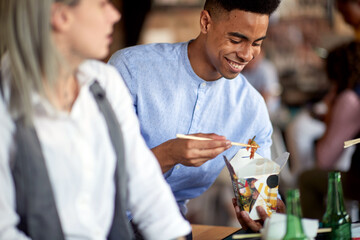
[228, 60, 241, 69]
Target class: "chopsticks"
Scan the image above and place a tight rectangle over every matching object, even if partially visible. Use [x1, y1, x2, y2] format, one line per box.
[176, 134, 259, 148]
[232, 233, 261, 239]
[344, 138, 360, 148]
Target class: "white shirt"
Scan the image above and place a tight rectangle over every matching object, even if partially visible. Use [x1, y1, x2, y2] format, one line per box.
[0, 59, 191, 240]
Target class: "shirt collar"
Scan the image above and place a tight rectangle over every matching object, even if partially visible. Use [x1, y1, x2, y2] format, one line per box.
[32, 60, 97, 118]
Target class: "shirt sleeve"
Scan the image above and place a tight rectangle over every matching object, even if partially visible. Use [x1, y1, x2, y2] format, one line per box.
[99, 64, 191, 240]
[0, 101, 31, 240]
[108, 50, 138, 110]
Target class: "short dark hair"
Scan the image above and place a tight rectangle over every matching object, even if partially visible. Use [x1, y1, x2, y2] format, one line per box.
[204, 0, 281, 15]
[326, 41, 360, 93]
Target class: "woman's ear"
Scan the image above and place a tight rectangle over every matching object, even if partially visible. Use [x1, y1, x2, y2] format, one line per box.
[200, 10, 212, 34]
[51, 3, 73, 32]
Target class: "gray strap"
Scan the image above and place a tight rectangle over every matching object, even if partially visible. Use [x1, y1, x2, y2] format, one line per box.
[12, 119, 65, 240]
[90, 81, 134, 240]
[11, 80, 133, 240]
[0, 69, 4, 100]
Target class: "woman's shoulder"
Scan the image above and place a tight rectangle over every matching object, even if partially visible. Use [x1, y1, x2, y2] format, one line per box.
[333, 89, 360, 120]
[337, 89, 360, 106]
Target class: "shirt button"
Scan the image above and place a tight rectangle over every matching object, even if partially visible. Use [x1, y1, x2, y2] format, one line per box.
[201, 82, 206, 87]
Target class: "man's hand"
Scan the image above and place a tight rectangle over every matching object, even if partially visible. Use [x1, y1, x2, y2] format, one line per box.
[152, 133, 231, 173]
[275, 198, 286, 213]
[232, 198, 286, 232]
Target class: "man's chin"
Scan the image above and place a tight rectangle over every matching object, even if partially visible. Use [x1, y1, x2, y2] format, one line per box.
[222, 72, 241, 80]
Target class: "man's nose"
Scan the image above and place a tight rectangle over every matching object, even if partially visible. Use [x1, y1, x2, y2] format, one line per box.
[236, 45, 253, 63]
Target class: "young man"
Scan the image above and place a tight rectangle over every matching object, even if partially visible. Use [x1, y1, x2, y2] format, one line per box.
[109, 0, 283, 232]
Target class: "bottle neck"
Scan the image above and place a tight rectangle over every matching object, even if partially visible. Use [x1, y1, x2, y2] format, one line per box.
[284, 189, 307, 239]
[285, 213, 305, 233]
[325, 172, 346, 216]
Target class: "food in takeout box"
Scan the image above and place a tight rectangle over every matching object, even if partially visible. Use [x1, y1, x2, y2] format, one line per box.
[224, 147, 289, 220]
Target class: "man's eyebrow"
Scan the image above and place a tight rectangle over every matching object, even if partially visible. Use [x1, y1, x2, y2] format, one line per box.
[228, 32, 267, 42]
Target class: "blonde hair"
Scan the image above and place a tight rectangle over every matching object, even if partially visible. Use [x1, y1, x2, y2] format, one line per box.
[0, 0, 79, 125]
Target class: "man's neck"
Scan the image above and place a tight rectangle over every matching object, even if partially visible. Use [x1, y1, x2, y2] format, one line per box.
[188, 37, 222, 81]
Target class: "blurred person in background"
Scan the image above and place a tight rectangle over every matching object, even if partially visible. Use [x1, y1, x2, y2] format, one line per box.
[0, 0, 191, 239]
[242, 50, 281, 121]
[299, 40, 360, 220]
[109, 0, 285, 233]
[285, 0, 360, 186]
[295, 0, 360, 220]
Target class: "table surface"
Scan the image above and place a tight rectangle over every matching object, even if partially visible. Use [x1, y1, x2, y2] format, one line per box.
[191, 224, 241, 240]
[191, 222, 360, 240]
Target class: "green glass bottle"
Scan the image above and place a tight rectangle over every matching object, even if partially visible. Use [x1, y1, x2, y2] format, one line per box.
[283, 189, 308, 240]
[322, 171, 351, 240]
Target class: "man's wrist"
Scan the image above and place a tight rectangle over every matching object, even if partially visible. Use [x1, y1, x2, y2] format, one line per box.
[151, 146, 175, 173]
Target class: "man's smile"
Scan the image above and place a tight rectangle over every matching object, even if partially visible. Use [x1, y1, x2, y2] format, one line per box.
[226, 57, 245, 72]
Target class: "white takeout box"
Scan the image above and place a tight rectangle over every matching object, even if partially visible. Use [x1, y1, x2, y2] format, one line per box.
[224, 149, 289, 220]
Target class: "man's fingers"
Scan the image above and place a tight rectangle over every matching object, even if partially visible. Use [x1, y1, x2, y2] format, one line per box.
[234, 208, 248, 230]
[187, 139, 231, 150]
[169, 133, 231, 167]
[180, 143, 230, 163]
[237, 211, 262, 232]
[192, 146, 231, 159]
[256, 206, 269, 222]
[233, 202, 263, 232]
[192, 133, 227, 140]
[232, 198, 237, 208]
[276, 199, 286, 213]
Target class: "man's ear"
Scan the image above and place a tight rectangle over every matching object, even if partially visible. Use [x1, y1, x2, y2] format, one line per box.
[51, 3, 73, 32]
[200, 10, 212, 34]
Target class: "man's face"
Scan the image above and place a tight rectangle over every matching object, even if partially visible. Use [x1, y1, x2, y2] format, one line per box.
[203, 9, 269, 80]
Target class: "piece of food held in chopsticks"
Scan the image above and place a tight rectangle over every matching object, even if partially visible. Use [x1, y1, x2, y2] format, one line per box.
[246, 136, 260, 159]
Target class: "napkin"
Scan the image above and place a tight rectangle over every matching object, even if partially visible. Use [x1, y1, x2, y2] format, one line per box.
[261, 213, 319, 240]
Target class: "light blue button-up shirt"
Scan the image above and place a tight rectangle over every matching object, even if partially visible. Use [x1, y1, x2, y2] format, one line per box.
[109, 41, 273, 214]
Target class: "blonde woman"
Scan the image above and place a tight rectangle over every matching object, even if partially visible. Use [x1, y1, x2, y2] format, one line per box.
[0, 0, 191, 239]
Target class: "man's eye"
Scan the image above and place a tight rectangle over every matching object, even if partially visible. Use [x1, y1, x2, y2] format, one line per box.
[253, 42, 262, 47]
[230, 39, 240, 44]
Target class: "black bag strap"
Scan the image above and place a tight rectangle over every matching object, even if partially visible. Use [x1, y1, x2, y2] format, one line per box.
[90, 81, 134, 240]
